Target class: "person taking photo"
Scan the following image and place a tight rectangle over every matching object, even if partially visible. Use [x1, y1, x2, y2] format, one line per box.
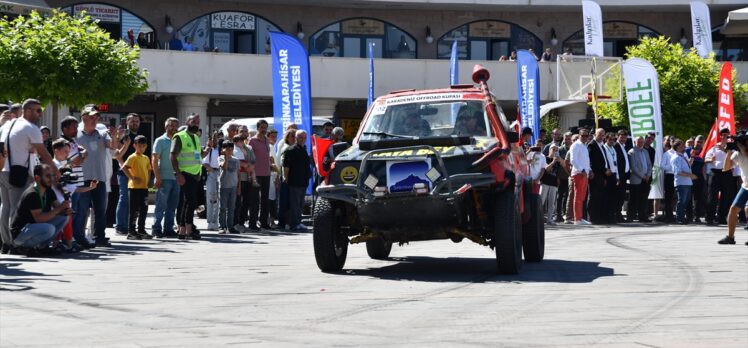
[719, 134, 748, 246]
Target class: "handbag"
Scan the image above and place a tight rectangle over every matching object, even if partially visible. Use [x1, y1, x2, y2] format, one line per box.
[5, 119, 31, 188]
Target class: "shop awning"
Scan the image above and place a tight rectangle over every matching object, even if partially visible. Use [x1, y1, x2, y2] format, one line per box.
[540, 100, 584, 119]
[0, 0, 52, 17]
[721, 7, 748, 37]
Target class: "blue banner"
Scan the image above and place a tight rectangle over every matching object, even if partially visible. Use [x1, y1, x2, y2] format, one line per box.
[368, 42, 374, 107]
[516, 50, 540, 144]
[270, 32, 312, 149]
[450, 41, 459, 85]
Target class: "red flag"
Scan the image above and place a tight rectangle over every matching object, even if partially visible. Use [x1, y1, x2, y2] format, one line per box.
[701, 63, 735, 158]
[717, 62, 735, 135]
[700, 119, 719, 158]
[312, 135, 335, 178]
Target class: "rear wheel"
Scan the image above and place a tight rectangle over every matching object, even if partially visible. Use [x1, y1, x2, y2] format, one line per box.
[522, 194, 545, 262]
[313, 199, 348, 272]
[366, 238, 392, 260]
[494, 191, 523, 274]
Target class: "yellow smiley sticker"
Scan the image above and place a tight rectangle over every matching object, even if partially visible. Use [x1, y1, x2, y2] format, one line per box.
[340, 166, 359, 183]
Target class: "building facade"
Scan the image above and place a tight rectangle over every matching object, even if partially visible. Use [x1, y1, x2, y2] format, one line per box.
[39, 0, 748, 139]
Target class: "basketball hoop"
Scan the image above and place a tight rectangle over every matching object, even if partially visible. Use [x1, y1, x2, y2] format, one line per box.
[585, 93, 612, 102]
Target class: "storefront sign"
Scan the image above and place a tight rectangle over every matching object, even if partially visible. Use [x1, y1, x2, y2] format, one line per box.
[342, 19, 384, 35]
[469, 21, 510, 38]
[211, 12, 255, 30]
[603, 22, 637, 39]
[74, 4, 120, 23]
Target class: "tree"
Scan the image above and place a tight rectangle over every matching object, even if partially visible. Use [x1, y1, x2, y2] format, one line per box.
[0, 10, 148, 135]
[597, 36, 748, 140]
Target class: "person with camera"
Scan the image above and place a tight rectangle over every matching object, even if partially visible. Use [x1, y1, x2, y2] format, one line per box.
[540, 143, 564, 225]
[718, 134, 748, 245]
[10, 164, 72, 256]
[115, 113, 144, 235]
[52, 138, 98, 252]
[705, 129, 732, 225]
[202, 130, 222, 231]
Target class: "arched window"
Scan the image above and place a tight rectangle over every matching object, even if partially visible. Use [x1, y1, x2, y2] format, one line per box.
[61, 3, 156, 47]
[309, 18, 417, 59]
[712, 25, 747, 61]
[176, 11, 283, 53]
[562, 21, 659, 57]
[437, 20, 542, 60]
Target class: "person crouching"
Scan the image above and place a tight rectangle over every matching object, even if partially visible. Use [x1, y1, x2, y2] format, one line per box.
[10, 164, 72, 256]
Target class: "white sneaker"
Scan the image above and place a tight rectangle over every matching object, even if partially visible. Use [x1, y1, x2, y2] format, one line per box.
[574, 220, 591, 225]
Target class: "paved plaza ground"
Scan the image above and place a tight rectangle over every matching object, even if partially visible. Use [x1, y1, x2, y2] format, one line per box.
[1, 211, 747, 347]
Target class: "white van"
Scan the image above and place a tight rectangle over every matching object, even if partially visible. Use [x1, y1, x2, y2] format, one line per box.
[219, 116, 332, 137]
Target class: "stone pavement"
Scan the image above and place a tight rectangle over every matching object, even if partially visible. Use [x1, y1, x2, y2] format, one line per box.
[1, 211, 747, 347]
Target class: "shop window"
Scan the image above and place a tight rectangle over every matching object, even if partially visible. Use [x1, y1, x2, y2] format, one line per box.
[175, 11, 282, 53]
[437, 20, 542, 60]
[562, 21, 659, 57]
[309, 18, 417, 59]
[61, 3, 156, 48]
[712, 25, 747, 61]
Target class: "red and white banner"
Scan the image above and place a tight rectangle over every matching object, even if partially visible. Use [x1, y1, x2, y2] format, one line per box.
[700, 62, 734, 157]
[717, 62, 735, 135]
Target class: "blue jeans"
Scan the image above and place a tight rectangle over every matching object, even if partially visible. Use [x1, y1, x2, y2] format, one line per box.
[74, 182, 108, 242]
[219, 187, 237, 229]
[152, 179, 180, 233]
[205, 171, 219, 225]
[115, 172, 129, 232]
[14, 215, 68, 249]
[676, 185, 692, 222]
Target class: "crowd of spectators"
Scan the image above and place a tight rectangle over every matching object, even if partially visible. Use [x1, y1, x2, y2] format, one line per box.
[0, 101, 327, 256]
[523, 125, 748, 246]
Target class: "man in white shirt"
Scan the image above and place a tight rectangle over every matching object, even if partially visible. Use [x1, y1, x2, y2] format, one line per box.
[527, 140, 546, 182]
[569, 128, 592, 225]
[656, 136, 676, 222]
[705, 128, 731, 225]
[0, 99, 58, 254]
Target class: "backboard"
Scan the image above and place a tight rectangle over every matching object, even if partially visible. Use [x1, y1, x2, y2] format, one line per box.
[556, 55, 623, 102]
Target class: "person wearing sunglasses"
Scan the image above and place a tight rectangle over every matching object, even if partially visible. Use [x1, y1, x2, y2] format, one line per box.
[0, 99, 59, 255]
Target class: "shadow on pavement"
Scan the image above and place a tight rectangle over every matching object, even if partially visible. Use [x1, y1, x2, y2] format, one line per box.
[199, 233, 268, 244]
[0, 261, 68, 292]
[341, 257, 615, 283]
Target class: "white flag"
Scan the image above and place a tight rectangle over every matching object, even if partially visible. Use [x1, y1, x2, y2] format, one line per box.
[690, 1, 713, 58]
[582, 0, 604, 57]
[623, 58, 663, 199]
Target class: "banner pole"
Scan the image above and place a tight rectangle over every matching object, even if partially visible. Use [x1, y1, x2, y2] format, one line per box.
[591, 57, 599, 129]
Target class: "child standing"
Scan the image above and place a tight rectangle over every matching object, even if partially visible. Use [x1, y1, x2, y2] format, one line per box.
[219, 141, 240, 234]
[123, 136, 153, 240]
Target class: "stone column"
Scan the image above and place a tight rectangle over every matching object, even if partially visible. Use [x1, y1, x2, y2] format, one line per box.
[176, 95, 210, 143]
[312, 98, 338, 117]
[558, 103, 588, 132]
